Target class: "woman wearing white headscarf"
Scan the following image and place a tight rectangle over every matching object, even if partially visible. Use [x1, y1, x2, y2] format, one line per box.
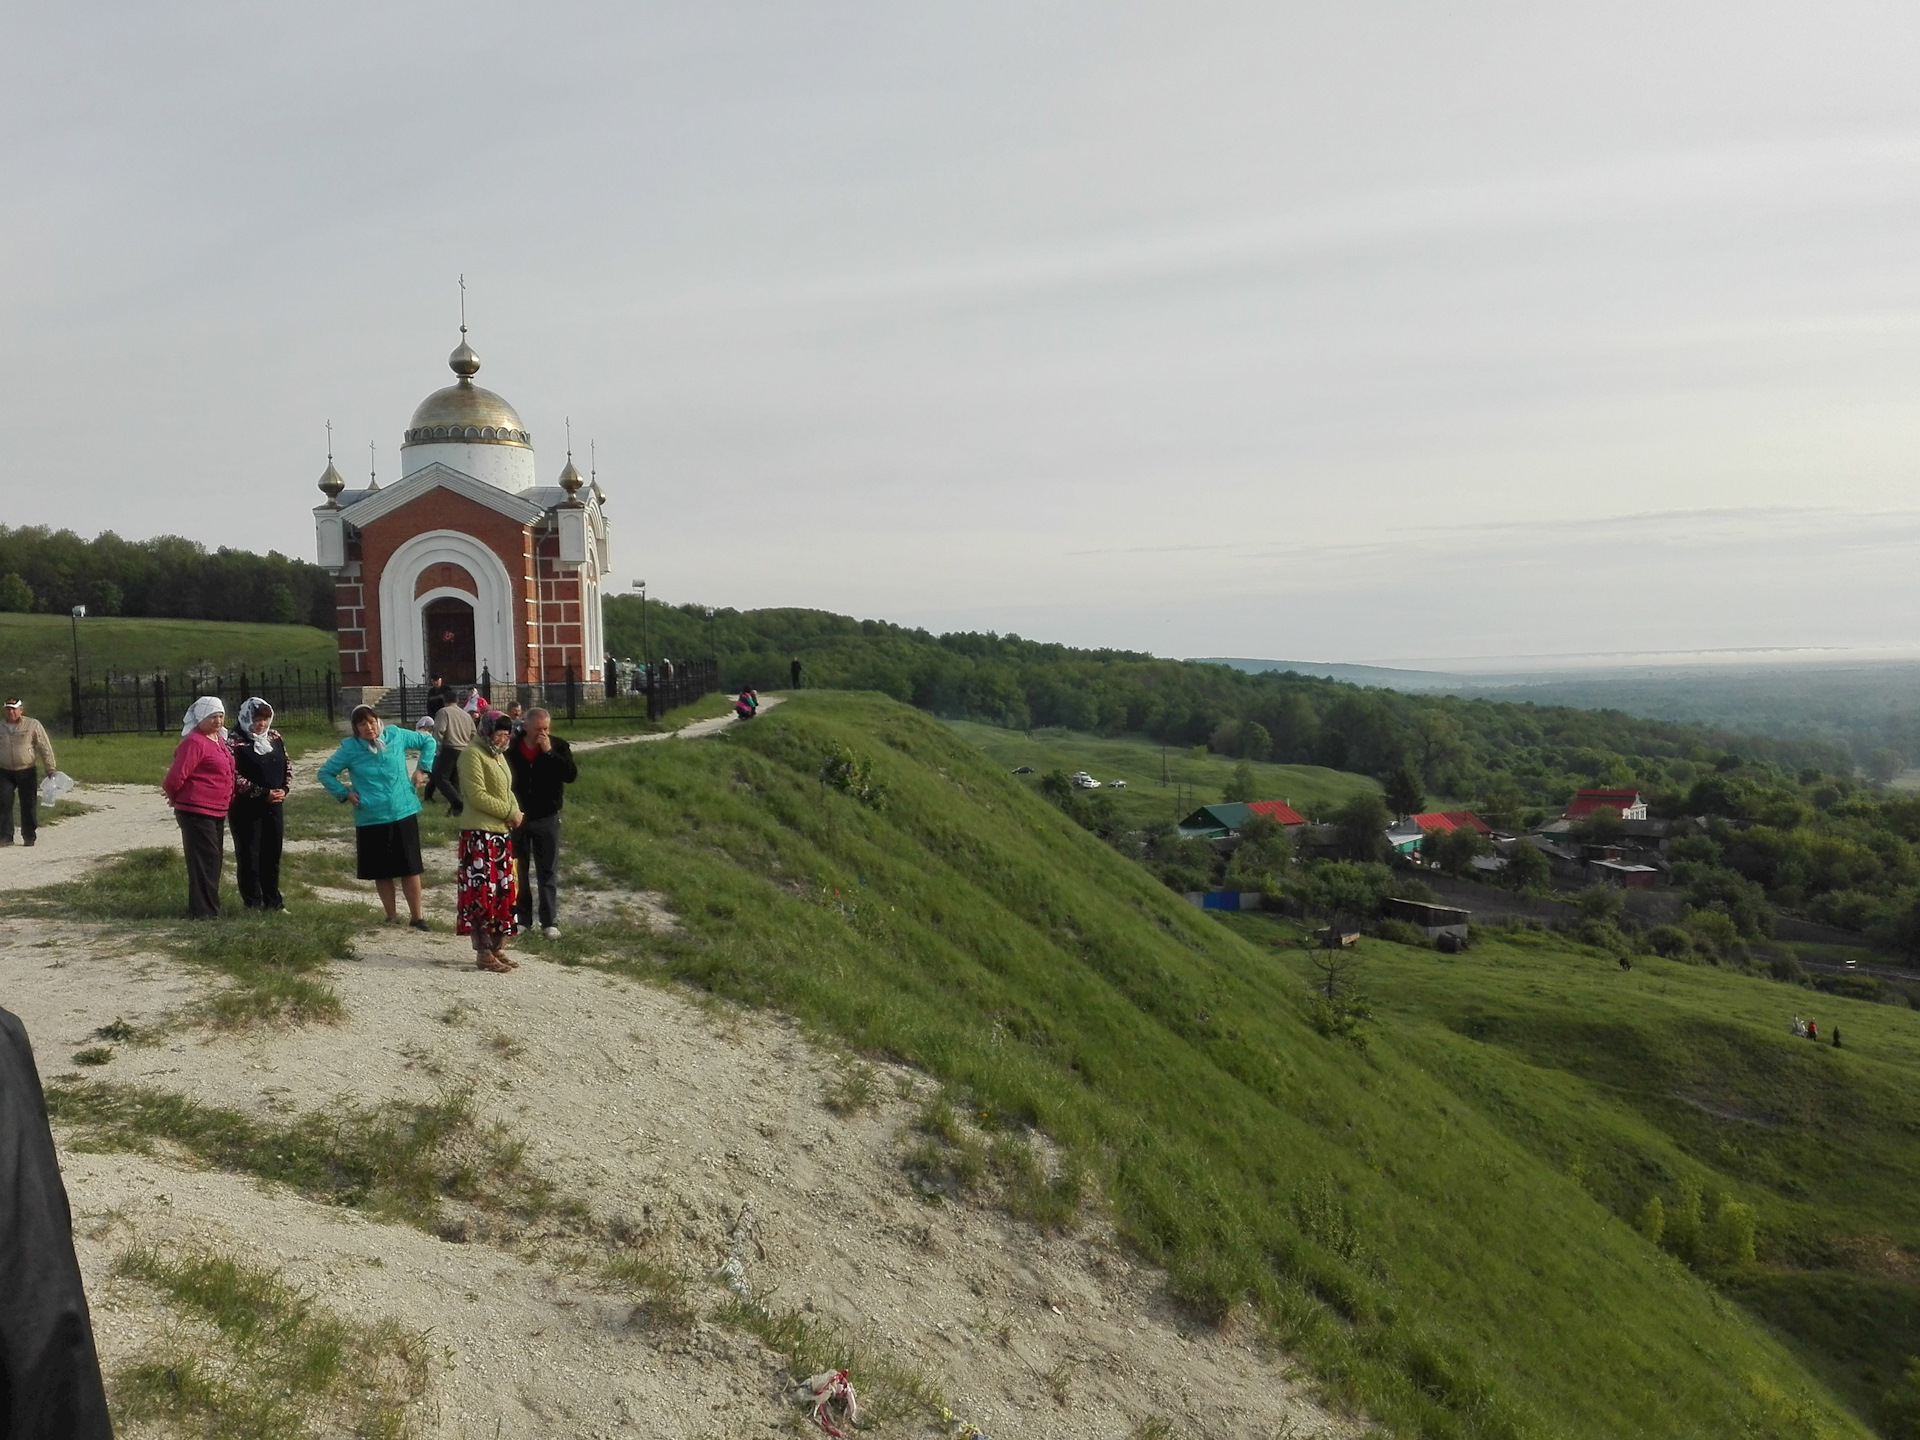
[161, 696, 234, 919]
[228, 697, 291, 911]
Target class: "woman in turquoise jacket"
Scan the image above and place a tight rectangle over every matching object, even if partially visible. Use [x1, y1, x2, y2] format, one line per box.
[319, 704, 438, 929]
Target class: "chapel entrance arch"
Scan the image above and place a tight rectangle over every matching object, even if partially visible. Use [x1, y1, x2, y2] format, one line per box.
[423, 597, 477, 684]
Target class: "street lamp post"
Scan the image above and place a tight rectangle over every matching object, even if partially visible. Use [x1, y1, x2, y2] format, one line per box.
[69, 605, 86, 739]
[632, 580, 648, 668]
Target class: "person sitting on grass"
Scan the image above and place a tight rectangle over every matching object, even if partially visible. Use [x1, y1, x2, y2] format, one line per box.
[457, 711, 523, 973]
[319, 704, 436, 930]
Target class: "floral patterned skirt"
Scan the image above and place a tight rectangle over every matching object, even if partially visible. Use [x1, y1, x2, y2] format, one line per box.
[456, 830, 519, 938]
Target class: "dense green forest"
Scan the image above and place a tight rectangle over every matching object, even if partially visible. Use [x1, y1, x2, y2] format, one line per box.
[0, 525, 334, 629]
[605, 598, 1920, 950]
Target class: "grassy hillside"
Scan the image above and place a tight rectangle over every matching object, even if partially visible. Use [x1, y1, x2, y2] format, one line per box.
[553, 692, 1872, 1439]
[0, 614, 337, 718]
[1229, 913, 1920, 1429]
[944, 719, 1379, 828]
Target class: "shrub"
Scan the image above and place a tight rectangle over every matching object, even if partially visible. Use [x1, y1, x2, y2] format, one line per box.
[1710, 1198, 1757, 1266]
[0, 572, 33, 613]
[1647, 925, 1694, 959]
[1664, 1179, 1704, 1264]
[1375, 918, 1430, 948]
[1638, 1194, 1665, 1246]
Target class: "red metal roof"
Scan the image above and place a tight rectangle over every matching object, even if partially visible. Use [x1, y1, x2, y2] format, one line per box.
[1410, 810, 1492, 835]
[1247, 799, 1307, 827]
[1564, 789, 1642, 821]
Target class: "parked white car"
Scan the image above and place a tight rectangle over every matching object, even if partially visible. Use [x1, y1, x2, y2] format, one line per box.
[1107, 779, 1128, 789]
[1071, 771, 1101, 789]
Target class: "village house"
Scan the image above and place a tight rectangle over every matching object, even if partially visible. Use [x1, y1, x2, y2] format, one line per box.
[1176, 799, 1307, 840]
[1563, 788, 1648, 821]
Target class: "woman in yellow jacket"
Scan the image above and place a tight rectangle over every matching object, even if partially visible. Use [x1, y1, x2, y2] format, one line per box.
[456, 712, 524, 972]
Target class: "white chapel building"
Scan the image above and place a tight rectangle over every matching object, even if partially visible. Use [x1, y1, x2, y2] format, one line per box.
[312, 330, 609, 698]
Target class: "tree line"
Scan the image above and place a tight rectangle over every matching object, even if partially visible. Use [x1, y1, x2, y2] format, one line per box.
[0, 525, 335, 629]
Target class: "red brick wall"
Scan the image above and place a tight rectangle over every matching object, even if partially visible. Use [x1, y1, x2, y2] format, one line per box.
[531, 533, 588, 683]
[353, 492, 534, 684]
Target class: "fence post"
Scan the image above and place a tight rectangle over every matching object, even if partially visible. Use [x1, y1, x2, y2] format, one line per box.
[69, 674, 82, 738]
[155, 675, 169, 734]
[326, 669, 336, 723]
[398, 666, 409, 726]
[565, 665, 577, 722]
[480, 666, 492, 704]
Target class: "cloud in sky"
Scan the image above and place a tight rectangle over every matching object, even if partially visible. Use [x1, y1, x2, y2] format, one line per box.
[3, 2, 1920, 666]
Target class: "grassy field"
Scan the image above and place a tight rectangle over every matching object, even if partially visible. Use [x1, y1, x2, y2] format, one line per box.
[944, 718, 1380, 827]
[0, 613, 338, 717]
[534, 692, 1875, 1439]
[1224, 908, 1920, 1426]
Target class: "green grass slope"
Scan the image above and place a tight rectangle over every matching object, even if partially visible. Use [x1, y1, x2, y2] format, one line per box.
[556, 692, 1865, 1439]
[944, 719, 1378, 827]
[1227, 914, 1920, 1428]
[0, 613, 337, 716]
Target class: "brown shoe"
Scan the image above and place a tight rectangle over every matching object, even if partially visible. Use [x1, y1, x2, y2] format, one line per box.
[475, 953, 511, 974]
[492, 947, 519, 970]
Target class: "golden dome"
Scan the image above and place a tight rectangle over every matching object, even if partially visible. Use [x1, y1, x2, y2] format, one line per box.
[402, 342, 532, 449]
[317, 458, 345, 503]
[557, 456, 585, 501]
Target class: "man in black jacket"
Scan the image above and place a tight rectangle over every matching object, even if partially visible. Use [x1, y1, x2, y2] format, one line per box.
[506, 708, 577, 940]
[1, 1007, 113, 1440]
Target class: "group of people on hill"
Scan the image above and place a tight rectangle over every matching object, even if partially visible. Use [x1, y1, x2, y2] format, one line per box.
[1792, 1015, 1841, 1047]
[159, 690, 576, 975]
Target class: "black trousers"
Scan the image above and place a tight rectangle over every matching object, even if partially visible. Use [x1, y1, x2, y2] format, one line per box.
[513, 814, 561, 928]
[230, 801, 284, 909]
[176, 811, 225, 919]
[0, 765, 36, 843]
[426, 744, 464, 814]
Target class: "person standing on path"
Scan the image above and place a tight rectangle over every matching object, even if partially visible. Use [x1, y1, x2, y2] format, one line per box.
[790, 656, 802, 689]
[457, 712, 523, 971]
[426, 693, 474, 815]
[0, 699, 57, 848]
[319, 704, 436, 929]
[227, 697, 290, 911]
[505, 707, 576, 940]
[162, 697, 234, 919]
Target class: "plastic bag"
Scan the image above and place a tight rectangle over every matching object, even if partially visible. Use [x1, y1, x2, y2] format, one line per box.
[38, 771, 74, 808]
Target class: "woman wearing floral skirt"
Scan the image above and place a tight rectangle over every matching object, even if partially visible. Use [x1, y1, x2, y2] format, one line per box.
[456, 711, 523, 972]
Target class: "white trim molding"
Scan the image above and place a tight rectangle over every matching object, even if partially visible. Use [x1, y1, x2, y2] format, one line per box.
[379, 530, 518, 686]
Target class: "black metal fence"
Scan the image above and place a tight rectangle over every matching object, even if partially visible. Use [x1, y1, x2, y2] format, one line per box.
[379, 658, 720, 727]
[69, 667, 337, 737]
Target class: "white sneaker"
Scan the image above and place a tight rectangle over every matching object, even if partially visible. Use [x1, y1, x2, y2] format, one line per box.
[543, 925, 561, 940]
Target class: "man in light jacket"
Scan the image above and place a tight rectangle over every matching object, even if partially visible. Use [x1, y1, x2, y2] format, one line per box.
[427, 693, 476, 816]
[0, 699, 57, 848]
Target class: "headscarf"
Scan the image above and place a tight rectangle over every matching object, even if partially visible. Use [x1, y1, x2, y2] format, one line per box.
[348, 704, 386, 753]
[180, 695, 225, 739]
[415, 714, 436, 732]
[235, 697, 275, 754]
[479, 711, 516, 740]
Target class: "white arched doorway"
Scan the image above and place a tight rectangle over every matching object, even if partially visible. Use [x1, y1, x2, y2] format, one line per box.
[379, 530, 518, 686]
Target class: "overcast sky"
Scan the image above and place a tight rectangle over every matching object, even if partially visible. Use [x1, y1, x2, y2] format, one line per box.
[5, 3, 1920, 667]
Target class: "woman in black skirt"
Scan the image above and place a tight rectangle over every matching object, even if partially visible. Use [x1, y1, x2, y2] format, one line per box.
[228, 697, 291, 910]
[317, 704, 438, 929]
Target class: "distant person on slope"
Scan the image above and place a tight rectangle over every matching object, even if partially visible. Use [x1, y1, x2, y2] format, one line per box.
[0, 698, 57, 848]
[162, 697, 234, 919]
[319, 704, 436, 930]
[457, 712, 523, 972]
[0, 1006, 113, 1440]
[506, 707, 576, 941]
[228, 697, 291, 911]
[735, 688, 758, 721]
[790, 656, 802, 689]
[427, 692, 476, 816]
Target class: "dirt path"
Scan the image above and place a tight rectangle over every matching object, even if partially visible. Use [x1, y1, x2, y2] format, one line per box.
[572, 693, 783, 752]
[9, 919, 1343, 1440]
[0, 784, 177, 892]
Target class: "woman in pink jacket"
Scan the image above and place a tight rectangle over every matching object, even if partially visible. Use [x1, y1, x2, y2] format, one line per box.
[162, 696, 235, 919]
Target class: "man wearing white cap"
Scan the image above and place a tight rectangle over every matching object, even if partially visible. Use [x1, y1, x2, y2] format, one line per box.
[0, 699, 57, 847]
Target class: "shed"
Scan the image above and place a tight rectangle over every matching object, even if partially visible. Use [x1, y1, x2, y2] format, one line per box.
[1383, 897, 1472, 940]
[1177, 800, 1307, 839]
[1588, 859, 1660, 889]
